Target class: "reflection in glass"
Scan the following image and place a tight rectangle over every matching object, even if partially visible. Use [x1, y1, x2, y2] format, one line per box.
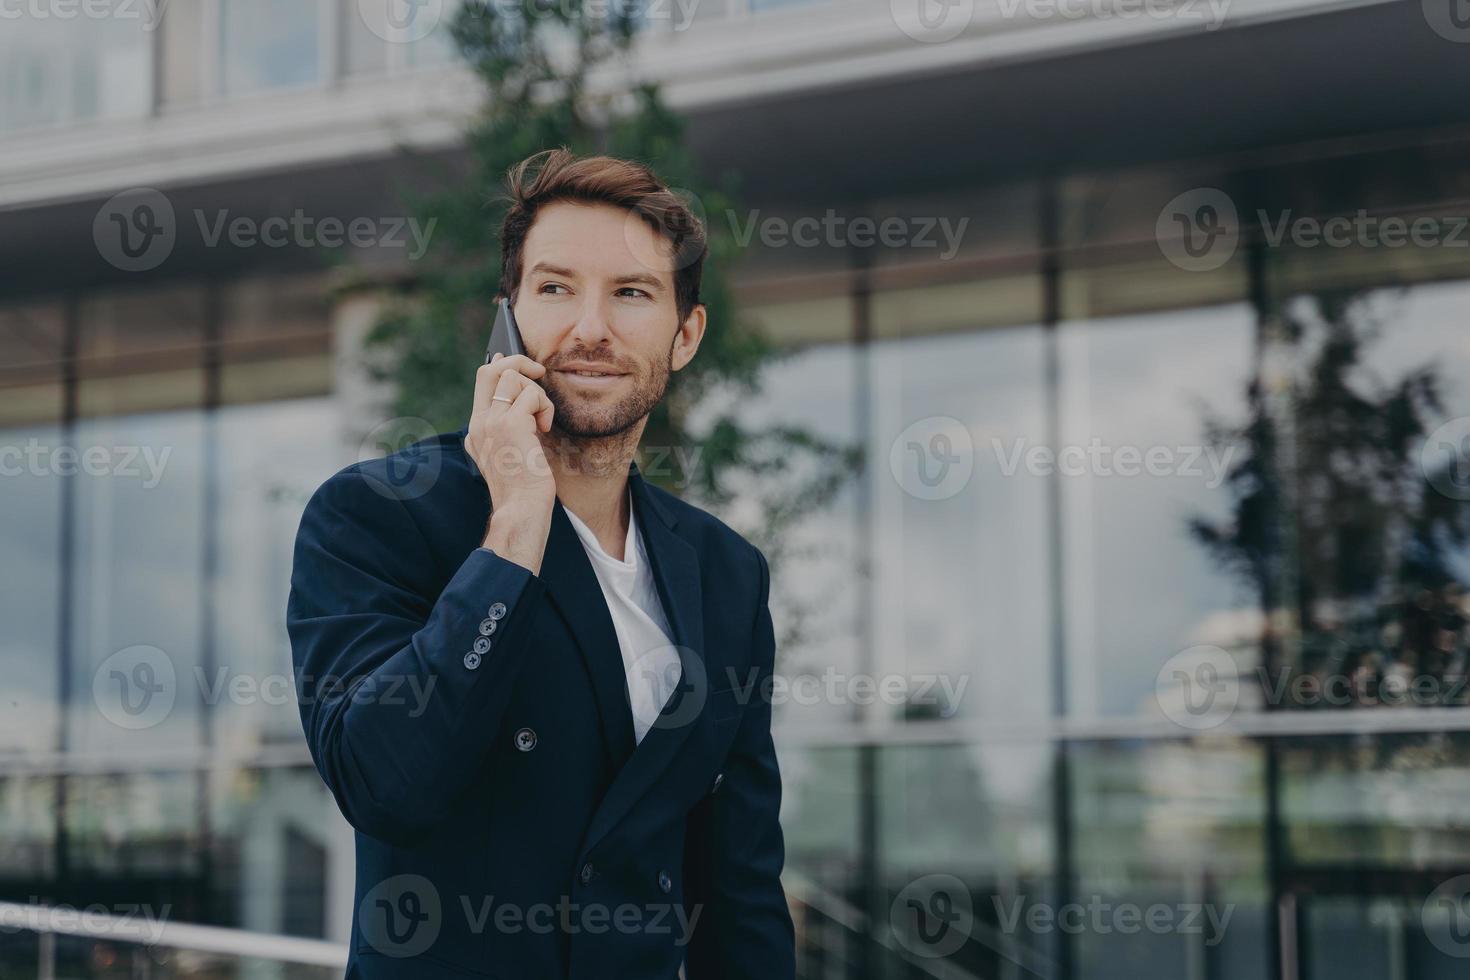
[211, 398, 343, 751]
[0, 424, 64, 755]
[1191, 286, 1470, 717]
[1059, 305, 1257, 719]
[68, 411, 205, 756]
[870, 326, 1051, 726]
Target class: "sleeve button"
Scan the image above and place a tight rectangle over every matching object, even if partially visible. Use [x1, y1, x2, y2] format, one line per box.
[478, 618, 497, 636]
[657, 871, 672, 894]
[514, 728, 537, 751]
[473, 636, 492, 655]
[488, 601, 508, 620]
[464, 651, 482, 670]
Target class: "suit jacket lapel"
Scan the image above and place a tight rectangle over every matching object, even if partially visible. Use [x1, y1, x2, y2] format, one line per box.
[579, 461, 707, 856]
[536, 498, 639, 771]
[460, 429, 708, 846]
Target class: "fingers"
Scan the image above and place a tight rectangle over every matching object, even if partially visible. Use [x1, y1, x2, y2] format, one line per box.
[473, 352, 546, 417]
[510, 380, 556, 433]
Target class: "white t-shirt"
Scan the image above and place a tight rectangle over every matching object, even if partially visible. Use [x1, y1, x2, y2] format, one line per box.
[563, 490, 682, 744]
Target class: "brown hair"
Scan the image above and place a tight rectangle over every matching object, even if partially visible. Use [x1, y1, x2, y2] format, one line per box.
[496, 148, 707, 326]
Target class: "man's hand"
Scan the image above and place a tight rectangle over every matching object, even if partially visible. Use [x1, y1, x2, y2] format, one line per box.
[467, 352, 557, 575]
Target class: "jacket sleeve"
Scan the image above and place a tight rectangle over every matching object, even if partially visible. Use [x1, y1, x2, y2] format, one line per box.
[684, 546, 797, 979]
[286, 466, 548, 845]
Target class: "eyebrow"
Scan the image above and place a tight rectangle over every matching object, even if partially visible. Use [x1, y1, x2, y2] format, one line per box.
[527, 261, 666, 293]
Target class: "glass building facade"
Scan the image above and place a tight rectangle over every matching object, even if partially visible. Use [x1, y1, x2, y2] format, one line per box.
[4, 2, 1470, 977]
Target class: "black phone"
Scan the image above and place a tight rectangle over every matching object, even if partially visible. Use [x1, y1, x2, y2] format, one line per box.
[484, 295, 526, 363]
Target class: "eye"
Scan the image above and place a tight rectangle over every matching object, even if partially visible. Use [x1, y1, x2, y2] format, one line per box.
[616, 287, 652, 299]
[539, 282, 570, 295]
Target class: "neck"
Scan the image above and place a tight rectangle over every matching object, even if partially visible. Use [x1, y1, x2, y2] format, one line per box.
[540, 419, 646, 549]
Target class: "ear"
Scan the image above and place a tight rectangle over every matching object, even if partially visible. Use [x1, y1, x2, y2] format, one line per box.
[670, 304, 707, 373]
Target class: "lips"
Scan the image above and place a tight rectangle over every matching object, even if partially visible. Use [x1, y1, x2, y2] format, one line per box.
[555, 368, 628, 387]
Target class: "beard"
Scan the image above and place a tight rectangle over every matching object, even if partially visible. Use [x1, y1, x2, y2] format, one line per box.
[541, 345, 672, 440]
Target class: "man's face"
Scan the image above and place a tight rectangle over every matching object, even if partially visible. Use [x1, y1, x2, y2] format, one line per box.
[512, 200, 701, 440]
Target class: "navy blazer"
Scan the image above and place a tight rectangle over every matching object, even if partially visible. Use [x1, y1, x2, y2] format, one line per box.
[286, 426, 795, 979]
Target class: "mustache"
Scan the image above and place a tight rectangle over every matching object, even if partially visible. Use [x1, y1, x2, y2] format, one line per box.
[546, 353, 636, 373]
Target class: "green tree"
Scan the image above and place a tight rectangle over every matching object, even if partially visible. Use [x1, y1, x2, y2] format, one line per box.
[358, 1, 861, 645]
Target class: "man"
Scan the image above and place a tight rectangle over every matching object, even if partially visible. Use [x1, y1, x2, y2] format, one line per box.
[287, 148, 795, 979]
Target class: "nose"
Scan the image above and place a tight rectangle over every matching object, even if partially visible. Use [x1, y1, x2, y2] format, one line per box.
[568, 293, 614, 349]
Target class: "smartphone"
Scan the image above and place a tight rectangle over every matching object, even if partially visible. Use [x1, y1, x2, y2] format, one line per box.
[484, 295, 526, 364]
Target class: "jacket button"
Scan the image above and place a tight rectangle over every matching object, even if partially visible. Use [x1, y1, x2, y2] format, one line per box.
[463, 651, 482, 670]
[657, 870, 672, 894]
[478, 618, 497, 636]
[473, 636, 492, 655]
[580, 862, 594, 884]
[711, 772, 724, 794]
[488, 601, 507, 620]
[514, 728, 537, 752]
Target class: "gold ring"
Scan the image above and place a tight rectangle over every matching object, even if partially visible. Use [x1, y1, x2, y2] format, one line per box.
[492, 395, 514, 404]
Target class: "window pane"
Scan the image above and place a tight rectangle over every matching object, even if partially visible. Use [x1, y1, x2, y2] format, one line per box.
[68, 410, 205, 756]
[0, 9, 150, 135]
[0, 423, 64, 756]
[211, 398, 343, 750]
[220, 0, 323, 97]
[870, 326, 1052, 726]
[1058, 304, 1258, 720]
